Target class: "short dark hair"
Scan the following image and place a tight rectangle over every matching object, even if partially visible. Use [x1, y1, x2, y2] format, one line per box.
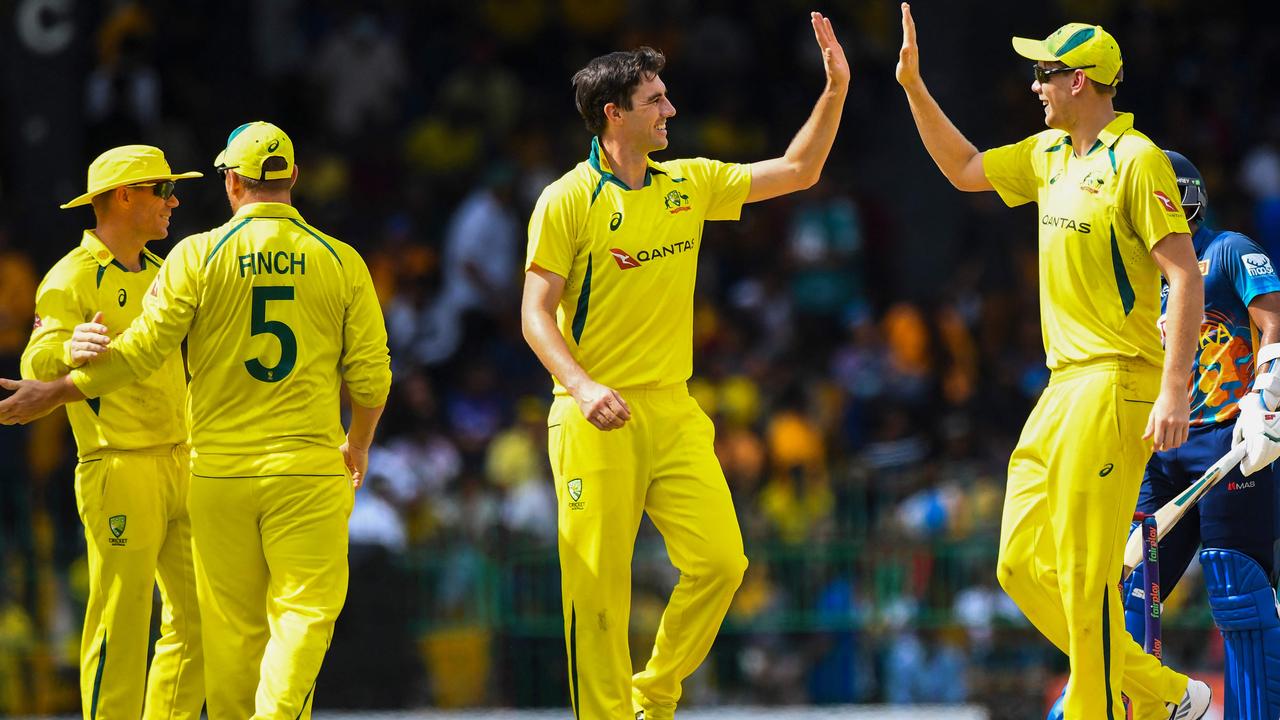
[572, 47, 666, 136]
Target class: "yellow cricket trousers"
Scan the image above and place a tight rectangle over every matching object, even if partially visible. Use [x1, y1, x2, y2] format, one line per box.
[187, 472, 353, 720]
[75, 445, 203, 719]
[548, 384, 748, 720]
[997, 358, 1188, 720]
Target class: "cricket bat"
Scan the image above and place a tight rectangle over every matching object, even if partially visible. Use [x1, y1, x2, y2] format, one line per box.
[1120, 443, 1247, 580]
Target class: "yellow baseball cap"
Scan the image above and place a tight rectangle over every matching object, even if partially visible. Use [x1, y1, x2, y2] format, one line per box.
[61, 145, 202, 209]
[213, 121, 295, 181]
[1013, 23, 1123, 87]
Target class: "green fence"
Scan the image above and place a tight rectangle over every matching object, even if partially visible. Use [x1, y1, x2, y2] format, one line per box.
[403, 537, 1217, 635]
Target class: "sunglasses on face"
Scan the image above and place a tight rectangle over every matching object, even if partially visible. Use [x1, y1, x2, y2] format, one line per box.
[129, 180, 177, 200]
[1033, 64, 1096, 84]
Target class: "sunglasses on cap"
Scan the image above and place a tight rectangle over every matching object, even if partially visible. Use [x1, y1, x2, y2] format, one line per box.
[129, 180, 177, 200]
[1033, 63, 1096, 84]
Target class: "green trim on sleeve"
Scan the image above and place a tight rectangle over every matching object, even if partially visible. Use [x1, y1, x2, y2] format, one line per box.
[86, 397, 101, 416]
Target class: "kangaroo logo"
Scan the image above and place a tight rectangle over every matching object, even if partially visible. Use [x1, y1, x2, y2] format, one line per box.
[609, 248, 641, 270]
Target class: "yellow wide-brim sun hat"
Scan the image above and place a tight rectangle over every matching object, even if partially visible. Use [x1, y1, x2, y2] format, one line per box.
[61, 145, 202, 209]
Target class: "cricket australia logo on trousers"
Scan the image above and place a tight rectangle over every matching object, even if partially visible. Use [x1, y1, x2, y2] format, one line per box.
[567, 478, 585, 510]
[109, 514, 127, 546]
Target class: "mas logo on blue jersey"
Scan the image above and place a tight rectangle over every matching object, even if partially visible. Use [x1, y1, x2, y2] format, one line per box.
[1243, 253, 1275, 277]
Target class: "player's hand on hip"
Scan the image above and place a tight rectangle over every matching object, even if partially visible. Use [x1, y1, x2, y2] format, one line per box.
[574, 380, 631, 431]
[0, 378, 63, 425]
[895, 3, 923, 90]
[341, 436, 370, 489]
[810, 12, 849, 91]
[1144, 388, 1190, 452]
[69, 311, 110, 367]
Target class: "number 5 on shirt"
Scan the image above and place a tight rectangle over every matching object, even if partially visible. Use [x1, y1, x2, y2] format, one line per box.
[245, 285, 296, 383]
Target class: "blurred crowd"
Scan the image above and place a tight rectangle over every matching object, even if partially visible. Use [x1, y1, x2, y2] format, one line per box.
[1, 0, 1276, 716]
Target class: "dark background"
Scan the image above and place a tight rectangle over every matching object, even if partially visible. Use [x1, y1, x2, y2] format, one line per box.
[2, 0, 1278, 716]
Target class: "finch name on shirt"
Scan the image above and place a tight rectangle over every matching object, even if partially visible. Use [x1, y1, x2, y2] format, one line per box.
[238, 251, 306, 277]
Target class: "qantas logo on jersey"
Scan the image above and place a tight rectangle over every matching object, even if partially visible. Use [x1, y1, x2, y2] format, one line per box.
[609, 248, 641, 269]
[1041, 215, 1092, 234]
[32, 314, 41, 330]
[1153, 190, 1178, 213]
[609, 240, 696, 269]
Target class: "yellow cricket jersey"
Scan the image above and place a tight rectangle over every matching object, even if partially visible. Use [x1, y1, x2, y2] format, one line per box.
[70, 202, 391, 478]
[20, 231, 186, 458]
[526, 137, 751, 393]
[983, 112, 1190, 370]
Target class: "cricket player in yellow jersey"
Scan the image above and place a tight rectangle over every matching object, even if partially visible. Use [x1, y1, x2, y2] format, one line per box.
[0, 122, 391, 719]
[896, 4, 1209, 719]
[20, 145, 204, 719]
[522, 13, 847, 720]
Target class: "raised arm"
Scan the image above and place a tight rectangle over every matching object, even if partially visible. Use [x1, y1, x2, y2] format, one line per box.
[745, 12, 849, 203]
[895, 3, 993, 192]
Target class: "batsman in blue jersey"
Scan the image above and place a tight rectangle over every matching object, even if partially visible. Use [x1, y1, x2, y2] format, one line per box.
[1127, 151, 1280, 719]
